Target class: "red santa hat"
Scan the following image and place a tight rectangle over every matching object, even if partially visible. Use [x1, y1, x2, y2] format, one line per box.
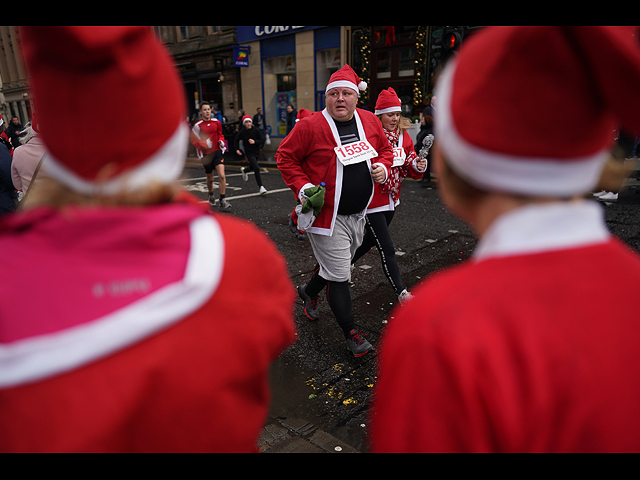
[242, 115, 253, 124]
[325, 64, 367, 94]
[375, 88, 402, 115]
[20, 26, 188, 195]
[296, 108, 314, 122]
[436, 26, 640, 197]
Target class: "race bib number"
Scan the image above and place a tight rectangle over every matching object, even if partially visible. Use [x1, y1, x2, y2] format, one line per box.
[392, 147, 406, 167]
[334, 140, 378, 166]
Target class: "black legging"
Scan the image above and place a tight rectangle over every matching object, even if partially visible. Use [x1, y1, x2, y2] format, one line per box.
[246, 154, 263, 187]
[352, 210, 405, 296]
[304, 266, 355, 339]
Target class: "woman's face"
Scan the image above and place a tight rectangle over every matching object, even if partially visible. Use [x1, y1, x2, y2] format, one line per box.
[380, 112, 401, 131]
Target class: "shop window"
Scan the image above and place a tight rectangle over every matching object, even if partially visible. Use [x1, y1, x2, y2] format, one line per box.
[277, 74, 297, 92]
[376, 50, 391, 79]
[263, 55, 297, 137]
[315, 48, 341, 110]
[398, 47, 416, 77]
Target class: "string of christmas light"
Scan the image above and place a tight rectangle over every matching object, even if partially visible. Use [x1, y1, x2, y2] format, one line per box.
[358, 27, 371, 105]
[413, 26, 427, 106]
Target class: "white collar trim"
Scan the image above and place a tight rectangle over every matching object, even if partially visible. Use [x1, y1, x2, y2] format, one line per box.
[473, 200, 610, 261]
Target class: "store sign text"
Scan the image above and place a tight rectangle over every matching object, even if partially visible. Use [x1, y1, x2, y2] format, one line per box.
[254, 26, 305, 37]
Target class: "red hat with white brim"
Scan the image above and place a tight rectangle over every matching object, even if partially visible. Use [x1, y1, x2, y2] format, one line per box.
[20, 26, 188, 196]
[436, 26, 640, 197]
[375, 88, 402, 115]
[326, 64, 367, 94]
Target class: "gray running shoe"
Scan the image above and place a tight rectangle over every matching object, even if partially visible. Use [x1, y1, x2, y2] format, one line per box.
[219, 198, 231, 209]
[346, 329, 374, 358]
[398, 289, 414, 305]
[297, 284, 319, 320]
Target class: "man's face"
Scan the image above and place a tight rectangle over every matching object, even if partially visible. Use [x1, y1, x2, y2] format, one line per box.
[326, 87, 358, 121]
[201, 105, 212, 121]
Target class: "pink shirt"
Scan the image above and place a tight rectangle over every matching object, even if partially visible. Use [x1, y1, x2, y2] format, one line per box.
[10, 136, 47, 193]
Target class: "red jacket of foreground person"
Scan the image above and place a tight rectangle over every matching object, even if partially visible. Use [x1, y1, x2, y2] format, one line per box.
[0, 195, 296, 452]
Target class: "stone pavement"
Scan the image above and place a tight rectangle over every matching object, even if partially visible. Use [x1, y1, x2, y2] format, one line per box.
[258, 418, 360, 453]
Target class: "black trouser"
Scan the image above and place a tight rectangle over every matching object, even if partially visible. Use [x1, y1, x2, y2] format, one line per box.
[352, 210, 405, 296]
[246, 153, 263, 187]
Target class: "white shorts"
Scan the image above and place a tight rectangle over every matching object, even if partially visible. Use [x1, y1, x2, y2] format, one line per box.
[308, 214, 365, 282]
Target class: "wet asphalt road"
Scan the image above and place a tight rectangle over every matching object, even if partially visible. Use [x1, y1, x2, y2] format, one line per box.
[180, 157, 640, 453]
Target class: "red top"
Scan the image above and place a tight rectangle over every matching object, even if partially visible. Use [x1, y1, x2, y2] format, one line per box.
[372, 202, 640, 452]
[277, 108, 393, 235]
[0, 194, 296, 452]
[191, 118, 225, 157]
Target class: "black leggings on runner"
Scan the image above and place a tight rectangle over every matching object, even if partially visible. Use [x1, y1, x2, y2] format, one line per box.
[246, 154, 263, 187]
[304, 267, 355, 338]
[352, 210, 405, 296]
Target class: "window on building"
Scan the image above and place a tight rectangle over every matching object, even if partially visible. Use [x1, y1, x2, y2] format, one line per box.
[398, 47, 416, 77]
[263, 55, 297, 137]
[376, 50, 391, 78]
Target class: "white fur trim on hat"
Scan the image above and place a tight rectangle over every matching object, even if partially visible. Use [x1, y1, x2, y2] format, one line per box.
[375, 106, 402, 115]
[42, 123, 189, 196]
[436, 61, 608, 197]
[326, 80, 358, 93]
[326, 80, 367, 93]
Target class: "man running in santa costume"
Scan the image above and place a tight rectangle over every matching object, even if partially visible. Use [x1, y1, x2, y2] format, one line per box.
[0, 26, 296, 453]
[277, 64, 394, 357]
[371, 26, 640, 453]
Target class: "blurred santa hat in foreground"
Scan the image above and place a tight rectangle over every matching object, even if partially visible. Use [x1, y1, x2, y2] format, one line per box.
[20, 26, 188, 195]
[435, 26, 640, 197]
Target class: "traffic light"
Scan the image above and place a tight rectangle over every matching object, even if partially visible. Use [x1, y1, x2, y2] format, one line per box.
[442, 27, 464, 65]
[444, 31, 462, 50]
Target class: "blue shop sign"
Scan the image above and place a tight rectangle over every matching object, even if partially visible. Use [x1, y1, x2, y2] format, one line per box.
[234, 46, 251, 67]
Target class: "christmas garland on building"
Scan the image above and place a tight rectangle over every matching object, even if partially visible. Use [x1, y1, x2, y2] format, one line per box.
[413, 26, 428, 106]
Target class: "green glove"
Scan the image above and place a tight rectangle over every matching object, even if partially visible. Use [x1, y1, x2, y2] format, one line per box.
[301, 183, 326, 217]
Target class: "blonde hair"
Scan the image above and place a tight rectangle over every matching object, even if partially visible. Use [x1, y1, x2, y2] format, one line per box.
[376, 113, 412, 132]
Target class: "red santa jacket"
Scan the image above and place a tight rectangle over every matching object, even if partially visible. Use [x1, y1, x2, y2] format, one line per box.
[367, 128, 425, 213]
[0, 194, 296, 452]
[191, 118, 225, 157]
[371, 201, 640, 452]
[276, 108, 394, 236]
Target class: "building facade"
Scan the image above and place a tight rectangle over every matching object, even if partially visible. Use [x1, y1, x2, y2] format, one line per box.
[154, 26, 241, 127]
[1, 26, 482, 155]
[236, 26, 344, 150]
[0, 26, 32, 126]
